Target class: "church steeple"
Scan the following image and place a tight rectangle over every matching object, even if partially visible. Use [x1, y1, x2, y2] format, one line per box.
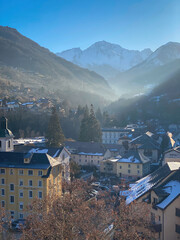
[1, 116, 8, 129]
[0, 117, 14, 152]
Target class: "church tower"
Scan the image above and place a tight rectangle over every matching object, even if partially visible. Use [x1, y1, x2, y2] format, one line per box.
[0, 117, 14, 152]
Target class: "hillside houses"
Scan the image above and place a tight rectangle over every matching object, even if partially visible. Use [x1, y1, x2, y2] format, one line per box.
[0, 97, 53, 112]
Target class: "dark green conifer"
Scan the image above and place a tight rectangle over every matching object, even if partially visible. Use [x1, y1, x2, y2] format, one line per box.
[79, 105, 89, 142]
[46, 107, 65, 147]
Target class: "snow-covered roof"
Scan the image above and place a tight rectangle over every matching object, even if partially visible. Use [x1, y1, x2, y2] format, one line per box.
[156, 180, 180, 209]
[78, 152, 103, 156]
[125, 162, 180, 204]
[118, 156, 140, 163]
[22, 102, 34, 106]
[13, 137, 45, 145]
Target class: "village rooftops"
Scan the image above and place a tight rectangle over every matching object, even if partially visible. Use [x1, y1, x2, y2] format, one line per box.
[130, 131, 160, 148]
[65, 141, 107, 155]
[125, 162, 180, 204]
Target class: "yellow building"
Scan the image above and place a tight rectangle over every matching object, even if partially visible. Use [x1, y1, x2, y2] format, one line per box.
[0, 117, 62, 220]
[125, 162, 180, 240]
[65, 141, 111, 168]
[100, 150, 151, 180]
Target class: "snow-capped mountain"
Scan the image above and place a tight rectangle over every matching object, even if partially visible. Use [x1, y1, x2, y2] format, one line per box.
[57, 41, 152, 79]
[137, 42, 180, 69]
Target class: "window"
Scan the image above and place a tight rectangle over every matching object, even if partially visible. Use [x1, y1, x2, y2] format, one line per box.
[1, 200, 5, 208]
[28, 170, 33, 176]
[19, 170, 24, 175]
[29, 190, 33, 198]
[128, 164, 131, 168]
[8, 140, 11, 148]
[176, 208, 180, 217]
[10, 184, 14, 191]
[1, 178, 5, 185]
[175, 224, 180, 234]
[1, 189, 5, 196]
[38, 170, 43, 176]
[137, 165, 140, 169]
[29, 180, 33, 187]
[137, 170, 140, 174]
[9, 169, 14, 175]
[79, 159, 81, 162]
[10, 211, 14, 216]
[91, 160, 93, 163]
[19, 202, 23, 210]
[10, 196, 14, 203]
[19, 190, 23, 198]
[128, 170, 131, 173]
[19, 179, 23, 186]
[153, 198, 158, 204]
[144, 149, 152, 157]
[0, 169, 5, 174]
[159, 216, 161, 222]
[119, 166, 122, 169]
[38, 180, 42, 187]
[38, 191, 42, 199]
[19, 213, 24, 219]
[0, 141, 1, 148]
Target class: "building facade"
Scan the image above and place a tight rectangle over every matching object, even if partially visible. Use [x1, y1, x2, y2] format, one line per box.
[0, 117, 63, 220]
[100, 150, 151, 180]
[102, 128, 132, 144]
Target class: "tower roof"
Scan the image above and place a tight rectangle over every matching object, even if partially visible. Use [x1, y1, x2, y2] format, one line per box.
[0, 117, 14, 138]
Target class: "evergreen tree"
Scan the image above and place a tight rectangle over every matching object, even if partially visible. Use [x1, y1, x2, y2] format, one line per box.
[79, 105, 102, 142]
[88, 104, 102, 142]
[79, 105, 89, 141]
[95, 107, 103, 125]
[46, 107, 65, 147]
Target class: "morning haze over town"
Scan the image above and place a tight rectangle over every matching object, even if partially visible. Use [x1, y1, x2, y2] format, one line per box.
[0, 0, 180, 239]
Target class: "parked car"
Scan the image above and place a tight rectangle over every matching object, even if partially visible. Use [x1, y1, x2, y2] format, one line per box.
[11, 219, 27, 231]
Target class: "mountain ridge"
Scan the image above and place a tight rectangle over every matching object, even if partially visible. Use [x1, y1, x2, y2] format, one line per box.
[57, 41, 153, 79]
[0, 26, 114, 105]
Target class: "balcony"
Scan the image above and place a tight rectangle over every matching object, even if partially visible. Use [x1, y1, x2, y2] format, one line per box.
[151, 223, 162, 232]
[152, 204, 158, 210]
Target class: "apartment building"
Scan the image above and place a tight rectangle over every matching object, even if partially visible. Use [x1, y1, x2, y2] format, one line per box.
[125, 162, 180, 240]
[100, 150, 151, 180]
[0, 117, 63, 220]
[65, 141, 111, 168]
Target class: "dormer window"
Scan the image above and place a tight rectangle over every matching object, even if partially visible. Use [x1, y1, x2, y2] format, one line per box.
[8, 140, 11, 148]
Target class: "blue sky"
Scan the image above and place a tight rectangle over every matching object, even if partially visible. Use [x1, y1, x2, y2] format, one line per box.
[0, 0, 180, 52]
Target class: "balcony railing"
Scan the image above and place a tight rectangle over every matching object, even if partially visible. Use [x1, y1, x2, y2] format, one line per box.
[151, 223, 162, 232]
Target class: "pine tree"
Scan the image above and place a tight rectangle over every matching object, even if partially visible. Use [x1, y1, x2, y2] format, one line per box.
[46, 107, 65, 147]
[95, 107, 103, 125]
[79, 105, 89, 142]
[79, 105, 102, 142]
[88, 104, 102, 142]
